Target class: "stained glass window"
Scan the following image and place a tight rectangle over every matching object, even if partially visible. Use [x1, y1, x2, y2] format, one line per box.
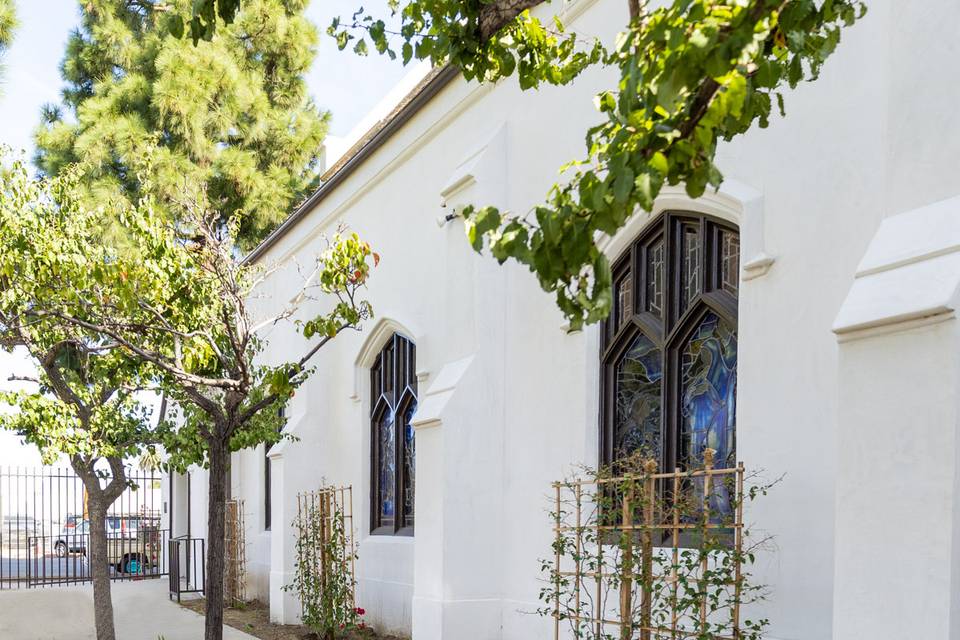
[602, 213, 739, 485]
[377, 408, 396, 526]
[616, 274, 633, 330]
[646, 239, 664, 317]
[402, 403, 416, 528]
[680, 223, 701, 315]
[371, 334, 417, 535]
[720, 231, 740, 296]
[680, 312, 737, 469]
[615, 334, 662, 460]
[264, 406, 286, 532]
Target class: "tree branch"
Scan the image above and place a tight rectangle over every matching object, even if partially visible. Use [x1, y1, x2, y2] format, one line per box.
[479, 0, 543, 41]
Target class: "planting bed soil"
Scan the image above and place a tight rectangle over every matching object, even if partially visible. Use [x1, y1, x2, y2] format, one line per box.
[179, 598, 406, 640]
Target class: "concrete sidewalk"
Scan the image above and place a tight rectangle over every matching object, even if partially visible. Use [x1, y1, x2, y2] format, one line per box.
[0, 579, 257, 640]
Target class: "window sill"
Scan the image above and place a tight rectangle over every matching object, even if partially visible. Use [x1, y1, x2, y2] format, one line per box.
[362, 534, 415, 546]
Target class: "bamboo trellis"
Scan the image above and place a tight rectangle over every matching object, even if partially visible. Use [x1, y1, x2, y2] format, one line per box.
[295, 485, 356, 612]
[549, 449, 749, 640]
[224, 498, 247, 607]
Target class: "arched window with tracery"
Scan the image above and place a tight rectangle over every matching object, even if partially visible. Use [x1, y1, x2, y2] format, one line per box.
[601, 212, 739, 479]
[371, 333, 417, 536]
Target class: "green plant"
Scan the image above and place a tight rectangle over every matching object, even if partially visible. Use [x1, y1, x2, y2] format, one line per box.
[328, 0, 867, 330]
[287, 494, 364, 640]
[0, 0, 14, 65]
[0, 150, 159, 640]
[35, 0, 328, 249]
[0, 146, 376, 640]
[541, 450, 775, 640]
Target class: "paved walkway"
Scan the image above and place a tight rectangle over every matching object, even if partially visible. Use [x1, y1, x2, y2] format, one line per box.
[0, 579, 257, 639]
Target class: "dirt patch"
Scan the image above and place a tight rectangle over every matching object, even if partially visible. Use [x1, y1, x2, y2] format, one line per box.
[178, 598, 406, 640]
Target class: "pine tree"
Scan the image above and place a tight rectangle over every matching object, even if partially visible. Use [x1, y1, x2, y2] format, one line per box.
[0, 0, 15, 83]
[35, 0, 328, 249]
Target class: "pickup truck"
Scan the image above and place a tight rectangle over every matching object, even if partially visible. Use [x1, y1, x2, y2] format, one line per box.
[53, 523, 161, 574]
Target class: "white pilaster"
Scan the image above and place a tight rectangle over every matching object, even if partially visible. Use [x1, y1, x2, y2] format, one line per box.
[833, 198, 960, 640]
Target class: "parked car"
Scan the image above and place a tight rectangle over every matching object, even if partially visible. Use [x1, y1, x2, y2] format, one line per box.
[54, 520, 89, 557]
[53, 519, 159, 573]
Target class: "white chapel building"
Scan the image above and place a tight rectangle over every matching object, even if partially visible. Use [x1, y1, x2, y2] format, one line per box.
[169, 0, 960, 639]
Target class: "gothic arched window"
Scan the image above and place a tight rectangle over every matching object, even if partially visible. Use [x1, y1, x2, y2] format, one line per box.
[371, 333, 417, 536]
[601, 212, 739, 476]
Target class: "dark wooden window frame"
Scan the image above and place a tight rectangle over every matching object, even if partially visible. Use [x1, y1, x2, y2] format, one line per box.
[600, 211, 739, 473]
[264, 451, 271, 531]
[370, 333, 417, 537]
[264, 406, 286, 532]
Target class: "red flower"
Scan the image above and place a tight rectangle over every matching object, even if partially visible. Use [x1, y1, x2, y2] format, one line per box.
[356, 607, 366, 615]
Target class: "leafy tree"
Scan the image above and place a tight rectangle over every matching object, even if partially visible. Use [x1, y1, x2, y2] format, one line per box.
[330, 0, 866, 329]
[35, 0, 328, 249]
[7, 149, 378, 640]
[0, 154, 157, 640]
[328, 0, 866, 330]
[0, 0, 15, 83]
[186, 0, 866, 327]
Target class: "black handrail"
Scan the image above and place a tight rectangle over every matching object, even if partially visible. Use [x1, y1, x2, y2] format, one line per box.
[168, 535, 205, 602]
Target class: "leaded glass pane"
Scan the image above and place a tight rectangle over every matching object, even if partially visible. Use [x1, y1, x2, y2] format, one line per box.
[616, 274, 633, 330]
[646, 239, 664, 317]
[383, 342, 394, 396]
[680, 312, 737, 517]
[680, 224, 701, 315]
[371, 359, 382, 406]
[615, 334, 662, 461]
[402, 402, 416, 528]
[720, 231, 740, 296]
[378, 408, 396, 527]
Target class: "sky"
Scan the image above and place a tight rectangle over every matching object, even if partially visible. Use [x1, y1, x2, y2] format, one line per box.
[0, 0, 409, 155]
[0, 0, 410, 467]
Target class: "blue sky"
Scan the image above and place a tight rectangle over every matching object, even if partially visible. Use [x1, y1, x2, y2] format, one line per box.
[0, 0, 409, 466]
[0, 0, 409, 157]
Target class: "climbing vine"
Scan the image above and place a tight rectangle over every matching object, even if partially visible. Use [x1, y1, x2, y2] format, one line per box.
[287, 491, 366, 639]
[542, 451, 777, 639]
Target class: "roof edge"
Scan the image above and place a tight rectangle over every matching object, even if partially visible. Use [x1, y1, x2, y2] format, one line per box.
[243, 65, 460, 265]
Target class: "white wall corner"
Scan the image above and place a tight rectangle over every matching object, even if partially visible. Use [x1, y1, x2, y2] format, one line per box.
[438, 124, 508, 217]
[833, 195, 960, 341]
[411, 355, 476, 430]
[267, 408, 308, 460]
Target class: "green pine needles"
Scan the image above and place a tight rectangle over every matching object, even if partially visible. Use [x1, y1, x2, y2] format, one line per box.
[0, 0, 13, 52]
[34, 0, 328, 249]
[0, 0, 15, 85]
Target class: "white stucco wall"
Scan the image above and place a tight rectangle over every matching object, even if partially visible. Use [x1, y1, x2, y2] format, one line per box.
[181, 0, 960, 638]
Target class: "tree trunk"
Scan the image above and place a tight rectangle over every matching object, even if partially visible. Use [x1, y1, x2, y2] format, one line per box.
[204, 442, 228, 640]
[86, 496, 117, 640]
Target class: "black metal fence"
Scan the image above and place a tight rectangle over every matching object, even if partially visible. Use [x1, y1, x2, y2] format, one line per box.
[0, 466, 165, 589]
[26, 529, 171, 587]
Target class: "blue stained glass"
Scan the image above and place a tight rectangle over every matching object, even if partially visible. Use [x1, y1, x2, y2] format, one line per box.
[379, 409, 396, 523]
[615, 334, 663, 461]
[402, 403, 416, 526]
[681, 312, 737, 516]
